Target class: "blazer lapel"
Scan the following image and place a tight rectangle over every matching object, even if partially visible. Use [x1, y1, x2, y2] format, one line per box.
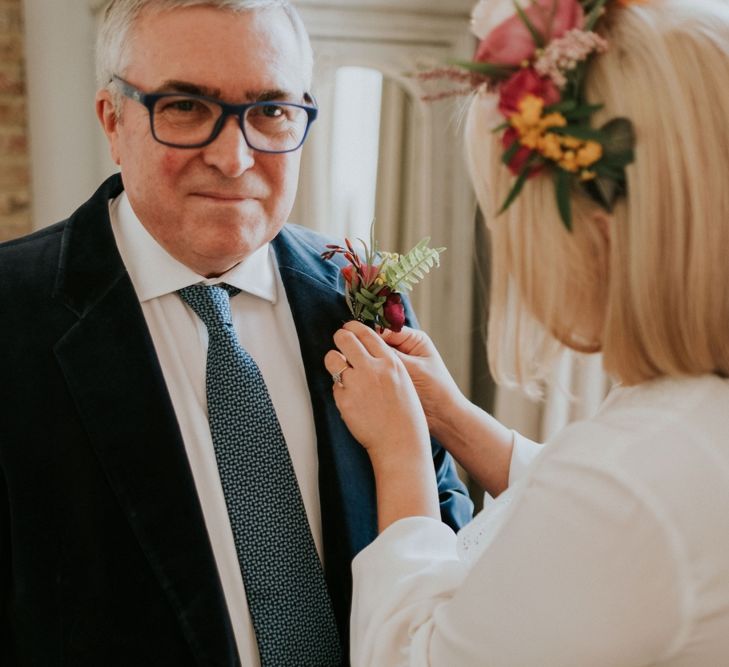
[272, 227, 378, 649]
[52, 175, 237, 667]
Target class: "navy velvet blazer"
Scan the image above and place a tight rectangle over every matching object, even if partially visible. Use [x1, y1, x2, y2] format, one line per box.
[0, 174, 472, 666]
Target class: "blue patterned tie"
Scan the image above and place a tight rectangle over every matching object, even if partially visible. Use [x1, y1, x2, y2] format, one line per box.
[178, 284, 341, 667]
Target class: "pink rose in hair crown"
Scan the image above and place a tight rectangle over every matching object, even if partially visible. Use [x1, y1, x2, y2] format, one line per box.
[475, 0, 585, 66]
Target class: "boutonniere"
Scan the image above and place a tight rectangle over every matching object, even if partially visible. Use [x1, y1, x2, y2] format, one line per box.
[321, 228, 445, 332]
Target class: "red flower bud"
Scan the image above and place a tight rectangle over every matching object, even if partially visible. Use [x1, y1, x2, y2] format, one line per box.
[341, 264, 358, 287]
[498, 68, 560, 118]
[502, 127, 542, 178]
[359, 264, 381, 285]
[383, 292, 405, 332]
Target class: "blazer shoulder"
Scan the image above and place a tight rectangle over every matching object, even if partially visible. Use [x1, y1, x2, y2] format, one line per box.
[281, 222, 342, 253]
[0, 219, 67, 252]
[0, 220, 67, 287]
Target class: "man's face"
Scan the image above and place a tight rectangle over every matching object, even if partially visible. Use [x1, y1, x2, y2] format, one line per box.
[97, 6, 309, 277]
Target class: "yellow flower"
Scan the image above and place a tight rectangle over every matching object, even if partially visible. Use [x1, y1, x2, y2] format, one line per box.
[508, 94, 605, 174]
[559, 151, 579, 172]
[517, 94, 545, 126]
[580, 170, 597, 181]
[520, 130, 542, 150]
[538, 133, 564, 161]
[576, 141, 603, 167]
[540, 113, 567, 131]
[560, 135, 582, 150]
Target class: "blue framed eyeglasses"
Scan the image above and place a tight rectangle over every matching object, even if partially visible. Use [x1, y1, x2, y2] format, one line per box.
[112, 75, 318, 153]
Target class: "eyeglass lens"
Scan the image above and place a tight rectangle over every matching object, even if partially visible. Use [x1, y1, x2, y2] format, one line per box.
[152, 95, 310, 150]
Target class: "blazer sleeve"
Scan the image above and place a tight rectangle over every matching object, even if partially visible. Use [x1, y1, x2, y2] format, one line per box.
[401, 296, 474, 531]
[431, 438, 473, 530]
[0, 466, 14, 664]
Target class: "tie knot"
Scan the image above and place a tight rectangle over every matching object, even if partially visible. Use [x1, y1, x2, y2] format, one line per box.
[178, 283, 241, 331]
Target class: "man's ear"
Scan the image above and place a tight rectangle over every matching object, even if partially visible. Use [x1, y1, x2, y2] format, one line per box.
[95, 88, 122, 166]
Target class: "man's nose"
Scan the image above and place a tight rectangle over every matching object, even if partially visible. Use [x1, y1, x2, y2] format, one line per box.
[202, 114, 255, 177]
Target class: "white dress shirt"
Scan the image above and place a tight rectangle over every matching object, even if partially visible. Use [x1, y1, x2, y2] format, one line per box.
[352, 374, 729, 666]
[110, 192, 321, 667]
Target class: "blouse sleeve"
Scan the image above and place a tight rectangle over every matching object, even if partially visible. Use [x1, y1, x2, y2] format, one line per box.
[508, 430, 542, 485]
[350, 451, 691, 667]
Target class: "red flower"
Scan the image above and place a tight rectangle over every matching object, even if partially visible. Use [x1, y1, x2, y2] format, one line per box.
[498, 68, 560, 117]
[341, 264, 358, 287]
[475, 0, 584, 66]
[341, 263, 380, 287]
[382, 292, 405, 333]
[502, 127, 541, 176]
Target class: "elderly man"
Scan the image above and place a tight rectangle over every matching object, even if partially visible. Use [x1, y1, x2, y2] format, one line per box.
[0, 1, 472, 665]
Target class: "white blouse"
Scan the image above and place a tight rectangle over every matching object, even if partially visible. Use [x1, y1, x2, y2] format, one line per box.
[351, 375, 729, 666]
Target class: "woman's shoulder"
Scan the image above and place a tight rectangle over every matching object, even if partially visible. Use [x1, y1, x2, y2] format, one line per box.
[547, 374, 729, 465]
[533, 373, 729, 594]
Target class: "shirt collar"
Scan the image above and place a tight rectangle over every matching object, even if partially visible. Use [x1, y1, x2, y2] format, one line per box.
[110, 191, 278, 304]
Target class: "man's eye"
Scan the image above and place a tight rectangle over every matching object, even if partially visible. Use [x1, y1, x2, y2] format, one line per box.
[172, 100, 197, 112]
[165, 99, 202, 113]
[261, 104, 285, 118]
[158, 98, 207, 114]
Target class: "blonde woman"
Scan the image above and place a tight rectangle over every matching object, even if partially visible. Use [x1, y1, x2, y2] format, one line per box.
[324, 0, 729, 664]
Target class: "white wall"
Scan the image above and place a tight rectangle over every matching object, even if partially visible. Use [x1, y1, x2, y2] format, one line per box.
[22, 0, 115, 228]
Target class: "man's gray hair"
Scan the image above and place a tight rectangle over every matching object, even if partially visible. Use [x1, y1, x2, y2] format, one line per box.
[96, 0, 314, 98]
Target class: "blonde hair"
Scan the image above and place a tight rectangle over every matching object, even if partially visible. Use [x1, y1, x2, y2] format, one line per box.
[467, 0, 729, 392]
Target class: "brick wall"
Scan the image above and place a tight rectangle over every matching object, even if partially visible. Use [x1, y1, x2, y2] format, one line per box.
[0, 0, 30, 242]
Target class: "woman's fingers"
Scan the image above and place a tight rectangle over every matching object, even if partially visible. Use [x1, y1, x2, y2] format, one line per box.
[324, 349, 349, 379]
[379, 325, 433, 357]
[332, 327, 369, 368]
[341, 320, 394, 359]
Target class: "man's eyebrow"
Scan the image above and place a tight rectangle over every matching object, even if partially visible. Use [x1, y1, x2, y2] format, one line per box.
[251, 89, 297, 103]
[154, 80, 222, 97]
[152, 81, 304, 104]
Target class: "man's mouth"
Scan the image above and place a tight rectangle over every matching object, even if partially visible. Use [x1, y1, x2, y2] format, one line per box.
[192, 191, 258, 202]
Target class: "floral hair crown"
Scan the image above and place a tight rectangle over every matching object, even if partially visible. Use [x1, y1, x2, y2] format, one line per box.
[426, 0, 643, 230]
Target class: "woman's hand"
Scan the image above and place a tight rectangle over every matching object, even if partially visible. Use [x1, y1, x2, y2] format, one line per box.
[378, 326, 469, 441]
[325, 321, 440, 531]
[324, 321, 430, 462]
[380, 326, 517, 497]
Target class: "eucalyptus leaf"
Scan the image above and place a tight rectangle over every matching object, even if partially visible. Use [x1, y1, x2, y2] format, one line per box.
[600, 151, 634, 168]
[450, 59, 516, 78]
[554, 169, 573, 231]
[514, 0, 545, 48]
[355, 292, 375, 307]
[545, 100, 578, 113]
[601, 118, 636, 157]
[581, 176, 623, 212]
[502, 140, 521, 166]
[551, 126, 606, 142]
[584, 0, 608, 31]
[498, 163, 531, 214]
[563, 104, 605, 120]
